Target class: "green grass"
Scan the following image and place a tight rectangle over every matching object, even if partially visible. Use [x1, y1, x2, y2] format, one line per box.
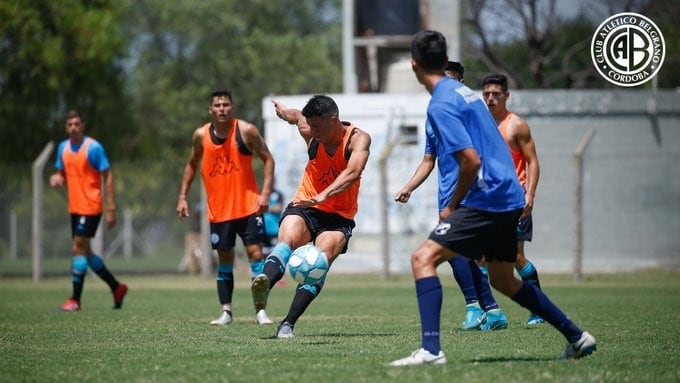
[1, 271, 679, 383]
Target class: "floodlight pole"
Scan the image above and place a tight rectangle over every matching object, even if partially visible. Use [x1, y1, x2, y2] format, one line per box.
[572, 128, 596, 281]
[32, 141, 55, 283]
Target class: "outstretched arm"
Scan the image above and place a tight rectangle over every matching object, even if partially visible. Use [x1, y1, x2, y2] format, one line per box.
[272, 99, 312, 143]
[394, 153, 436, 203]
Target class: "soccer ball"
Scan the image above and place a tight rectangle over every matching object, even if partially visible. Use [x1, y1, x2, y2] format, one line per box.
[288, 244, 329, 285]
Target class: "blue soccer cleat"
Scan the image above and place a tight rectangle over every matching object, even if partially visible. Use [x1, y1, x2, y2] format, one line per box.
[461, 303, 485, 331]
[480, 308, 508, 331]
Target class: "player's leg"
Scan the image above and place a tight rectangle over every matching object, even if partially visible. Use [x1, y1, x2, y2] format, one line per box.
[471, 259, 508, 331]
[209, 221, 237, 325]
[486, 212, 596, 358]
[449, 256, 485, 330]
[61, 214, 95, 311]
[514, 215, 544, 324]
[240, 215, 274, 324]
[390, 239, 449, 366]
[276, 212, 352, 338]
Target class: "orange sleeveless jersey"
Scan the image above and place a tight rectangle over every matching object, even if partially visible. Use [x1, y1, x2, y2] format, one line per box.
[200, 120, 260, 222]
[498, 111, 527, 186]
[294, 123, 360, 220]
[61, 137, 103, 215]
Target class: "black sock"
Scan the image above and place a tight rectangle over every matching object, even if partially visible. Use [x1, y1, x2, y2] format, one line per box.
[263, 257, 285, 289]
[282, 283, 324, 325]
[217, 271, 234, 305]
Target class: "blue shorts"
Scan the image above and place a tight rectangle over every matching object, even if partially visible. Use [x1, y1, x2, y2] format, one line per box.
[282, 203, 355, 254]
[517, 214, 533, 242]
[70, 214, 101, 238]
[210, 214, 265, 250]
[428, 206, 522, 263]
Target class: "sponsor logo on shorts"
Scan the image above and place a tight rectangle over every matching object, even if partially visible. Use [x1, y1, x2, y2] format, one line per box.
[591, 12, 665, 87]
[434, 222, 450, 235]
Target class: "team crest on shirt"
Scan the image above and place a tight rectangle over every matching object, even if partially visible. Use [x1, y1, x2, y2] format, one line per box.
[318, 168, 339, 187]
[434, 222, 451, 235]
[208, 155, 239, 177]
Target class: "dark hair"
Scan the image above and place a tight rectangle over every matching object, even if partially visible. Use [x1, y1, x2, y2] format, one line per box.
[65, 110, 82, 122]
[482, 74, 508, 93]
[445, 61, 464, 79]
[411, 30, 447, 72]
[210, 89, 232, 103]
[301, 95, 339, 119]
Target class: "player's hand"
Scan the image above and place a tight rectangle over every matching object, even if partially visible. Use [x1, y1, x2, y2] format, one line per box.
[272, 100, 290, 122]
[439, 206, 453, 221]
[255, 195, 269, 214]
[49, 173, 65, 187]
[394, 188, 411, 203]
[177, 199, 190, 221]
[294, 195, 324, 208]
[106, 209, 116, 229]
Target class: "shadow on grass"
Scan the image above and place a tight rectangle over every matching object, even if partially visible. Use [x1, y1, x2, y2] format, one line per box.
[467, 356, 557, 363]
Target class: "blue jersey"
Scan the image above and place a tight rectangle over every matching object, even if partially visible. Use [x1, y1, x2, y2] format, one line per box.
[425, 77, 524, 212]
[55, 136, 110, 172]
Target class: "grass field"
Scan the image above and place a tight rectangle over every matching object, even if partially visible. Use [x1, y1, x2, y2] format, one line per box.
[1, 270, 679, 383]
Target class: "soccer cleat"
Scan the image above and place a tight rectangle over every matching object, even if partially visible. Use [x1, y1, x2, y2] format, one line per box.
[461, 303, 485, 330]
[527, 313, 545, 325]
[210, 310, 233, 326]
[389, 348, 446, 366]
[562, 331, 597, 359]
[481, 308, 509, 331]
[276, 321, 295, 338]
[251, 274, 270, 311]
[113, 283, 128, 309]
[255, 309, 273, 325]
[60, 298, 81, 312]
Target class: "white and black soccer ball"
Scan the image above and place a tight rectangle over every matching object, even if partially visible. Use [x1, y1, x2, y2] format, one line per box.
[288, 244, 329, 285]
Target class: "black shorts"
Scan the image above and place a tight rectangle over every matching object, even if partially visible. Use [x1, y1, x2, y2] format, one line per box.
[210, 214, 265, 250]
[71, 214, 101, 238]
[428, 206, 522, 263]
[282, 203, 355, 254]
[517, 214, 533, 242]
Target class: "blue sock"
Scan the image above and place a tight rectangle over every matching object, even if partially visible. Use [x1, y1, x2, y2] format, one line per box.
[250, 259, 265, 278]
[415, 276, 442, 355]
[267, 243, 292, 268]
[449, 256, 478, 305]
[511, 282, 583, 343]
[469, 260, 499, 311]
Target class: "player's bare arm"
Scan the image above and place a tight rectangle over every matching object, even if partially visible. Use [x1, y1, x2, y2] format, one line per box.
[49, 170, 66, 188]
[441, 148, 480, 220]
[176, 127, 204, 221]
[102, 169, 116, 229]
[240, 121, 275, 213]
[272, 99, 312, 143]
[395, 153, 436, 203]
[509, 116, 540, 215]
[296, 130, 371, 207]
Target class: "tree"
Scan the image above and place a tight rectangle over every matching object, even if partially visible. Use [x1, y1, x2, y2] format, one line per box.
[0, 0, 133, 163]
[460, 0, 679, 89]
[120, 0, 343, 160]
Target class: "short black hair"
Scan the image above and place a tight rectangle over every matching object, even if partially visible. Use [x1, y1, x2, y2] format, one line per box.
[65, 110, 82, 122]
[482, 74, 508, 93]
[301, 95, 339, 119]
[411, 30, 447, 72]
[445, 61, 464, 79]
[210, 89, 232, 103]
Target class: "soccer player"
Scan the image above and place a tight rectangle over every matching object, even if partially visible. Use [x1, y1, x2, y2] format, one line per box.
[251, 95, 371, 338]
[49, 110, 128, 311]
[483, 73, 544, 325]
[176, 89, 275, 326]
[390, 30, 596, 366]
[445, 60, 464, 82]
